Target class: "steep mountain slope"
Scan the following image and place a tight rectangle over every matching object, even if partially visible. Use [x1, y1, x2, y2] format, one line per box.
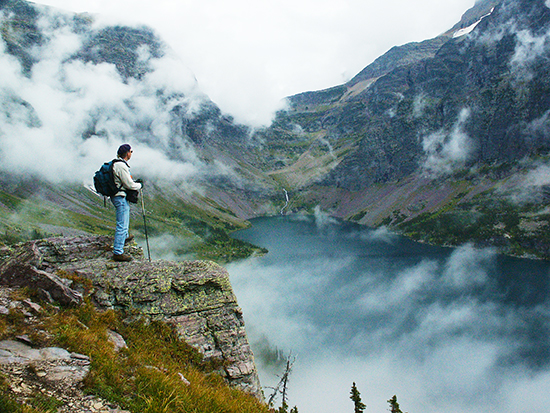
[2, 0, 550, 259]
[245, 0, 550, 258]
[0, 0, 276, 256]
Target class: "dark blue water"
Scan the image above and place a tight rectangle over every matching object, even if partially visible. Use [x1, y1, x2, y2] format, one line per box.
[227, 215, 550, 413]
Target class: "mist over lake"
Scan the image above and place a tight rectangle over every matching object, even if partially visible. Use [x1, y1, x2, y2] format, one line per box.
[227, 214, 550, 413]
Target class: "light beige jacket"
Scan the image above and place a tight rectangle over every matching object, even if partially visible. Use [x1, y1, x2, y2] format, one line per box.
[112, 159, 142, 197]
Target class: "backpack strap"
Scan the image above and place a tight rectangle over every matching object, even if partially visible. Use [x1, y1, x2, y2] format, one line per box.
[110, 159, 125, 196]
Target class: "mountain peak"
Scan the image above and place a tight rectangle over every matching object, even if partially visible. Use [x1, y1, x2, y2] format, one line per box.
[444, 0, 502, 36]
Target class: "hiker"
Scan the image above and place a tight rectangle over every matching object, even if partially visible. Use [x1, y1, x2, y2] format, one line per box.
[111, 143, 142, 262]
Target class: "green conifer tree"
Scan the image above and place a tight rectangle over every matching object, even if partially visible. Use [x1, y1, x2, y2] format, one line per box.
[388, 395, 403, 413]
[350, 382, 366, 413]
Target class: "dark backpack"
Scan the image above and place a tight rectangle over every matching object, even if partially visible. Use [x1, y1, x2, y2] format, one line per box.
[93, 159, 123, 197]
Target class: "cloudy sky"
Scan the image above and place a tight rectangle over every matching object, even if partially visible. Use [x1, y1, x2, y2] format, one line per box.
[34, 0, 476, 126]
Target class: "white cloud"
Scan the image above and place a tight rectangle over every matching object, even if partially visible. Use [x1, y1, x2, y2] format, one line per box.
[131, 145, 200, 182]
[358, 225, 397, 244]
[413, 93, 428, 118]
[357, 259, 438, 314]
[442, 243, 496, 288]
[422, 108, 472, 175]
[313, 205, 338, 229]
[34, 0, 477, 126]
[512, 29, 549, 66]
[0, 7, 216, 186]
[525, 163, 550, 187]
[227, 217, 550, 413]
[510, 28, 550, 80]
[502, 369, 550, 412]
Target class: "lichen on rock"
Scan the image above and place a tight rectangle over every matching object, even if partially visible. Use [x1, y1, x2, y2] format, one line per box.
[0, 235, 263, 399]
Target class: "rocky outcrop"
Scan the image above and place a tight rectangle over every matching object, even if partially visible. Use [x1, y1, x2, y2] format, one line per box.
[0, 287, 130, 412]
[0, 339, 113, 413]
[0, 235, 263, 399]
[0, 242, 83, 306]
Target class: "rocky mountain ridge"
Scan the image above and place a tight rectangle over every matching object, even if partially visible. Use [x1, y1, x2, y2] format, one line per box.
[242, 0, 550, 259]
[262, 0, 550, 189]
[2, 0, 550, 253]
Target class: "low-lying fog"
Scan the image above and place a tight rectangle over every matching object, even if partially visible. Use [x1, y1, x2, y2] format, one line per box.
[227, 214, 550, 413]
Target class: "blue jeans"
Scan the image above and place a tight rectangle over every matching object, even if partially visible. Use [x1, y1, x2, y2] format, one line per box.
[111, 196, 130, 255]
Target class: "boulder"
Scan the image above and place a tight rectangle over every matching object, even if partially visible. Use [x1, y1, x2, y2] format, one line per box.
[0, 242, 82, 306]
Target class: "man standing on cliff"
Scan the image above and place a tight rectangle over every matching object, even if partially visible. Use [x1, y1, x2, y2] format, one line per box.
[111, 143, 142, 262]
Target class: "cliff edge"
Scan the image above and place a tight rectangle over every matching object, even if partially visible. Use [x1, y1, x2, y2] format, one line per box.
[0, 235, 263, 401]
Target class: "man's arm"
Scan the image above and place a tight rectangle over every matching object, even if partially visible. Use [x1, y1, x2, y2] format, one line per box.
[114, 162, 142, 191]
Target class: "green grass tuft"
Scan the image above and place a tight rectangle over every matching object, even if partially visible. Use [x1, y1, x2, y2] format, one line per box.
[35, 301, 270, 413]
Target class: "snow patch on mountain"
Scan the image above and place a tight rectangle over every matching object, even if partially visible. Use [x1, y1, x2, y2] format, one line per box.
[452, 7, 495, 38]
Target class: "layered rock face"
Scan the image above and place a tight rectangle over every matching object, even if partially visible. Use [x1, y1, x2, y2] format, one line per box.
[0, 235, 263, 399]
[248, 0, 550, 194]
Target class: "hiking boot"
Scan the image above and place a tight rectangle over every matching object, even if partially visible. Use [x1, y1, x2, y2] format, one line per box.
[112, 253, 132, 262]
[124, 234, 135, 245]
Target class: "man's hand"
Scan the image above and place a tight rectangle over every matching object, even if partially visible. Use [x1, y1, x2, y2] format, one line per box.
[135, 178, 144, 187]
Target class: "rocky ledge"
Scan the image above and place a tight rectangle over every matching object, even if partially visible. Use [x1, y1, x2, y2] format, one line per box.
[0, 235, 262, 401]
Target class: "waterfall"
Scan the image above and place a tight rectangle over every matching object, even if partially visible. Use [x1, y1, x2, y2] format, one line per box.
[280, 188, 289, 215]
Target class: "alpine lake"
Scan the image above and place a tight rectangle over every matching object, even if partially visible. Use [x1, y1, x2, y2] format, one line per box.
[227, 214, 550, 413]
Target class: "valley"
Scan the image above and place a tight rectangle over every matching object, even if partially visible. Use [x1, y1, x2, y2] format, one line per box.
[2, 0, 550, 262]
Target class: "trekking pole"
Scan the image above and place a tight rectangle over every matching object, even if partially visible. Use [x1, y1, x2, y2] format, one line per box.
[140, 187, 151, 262]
